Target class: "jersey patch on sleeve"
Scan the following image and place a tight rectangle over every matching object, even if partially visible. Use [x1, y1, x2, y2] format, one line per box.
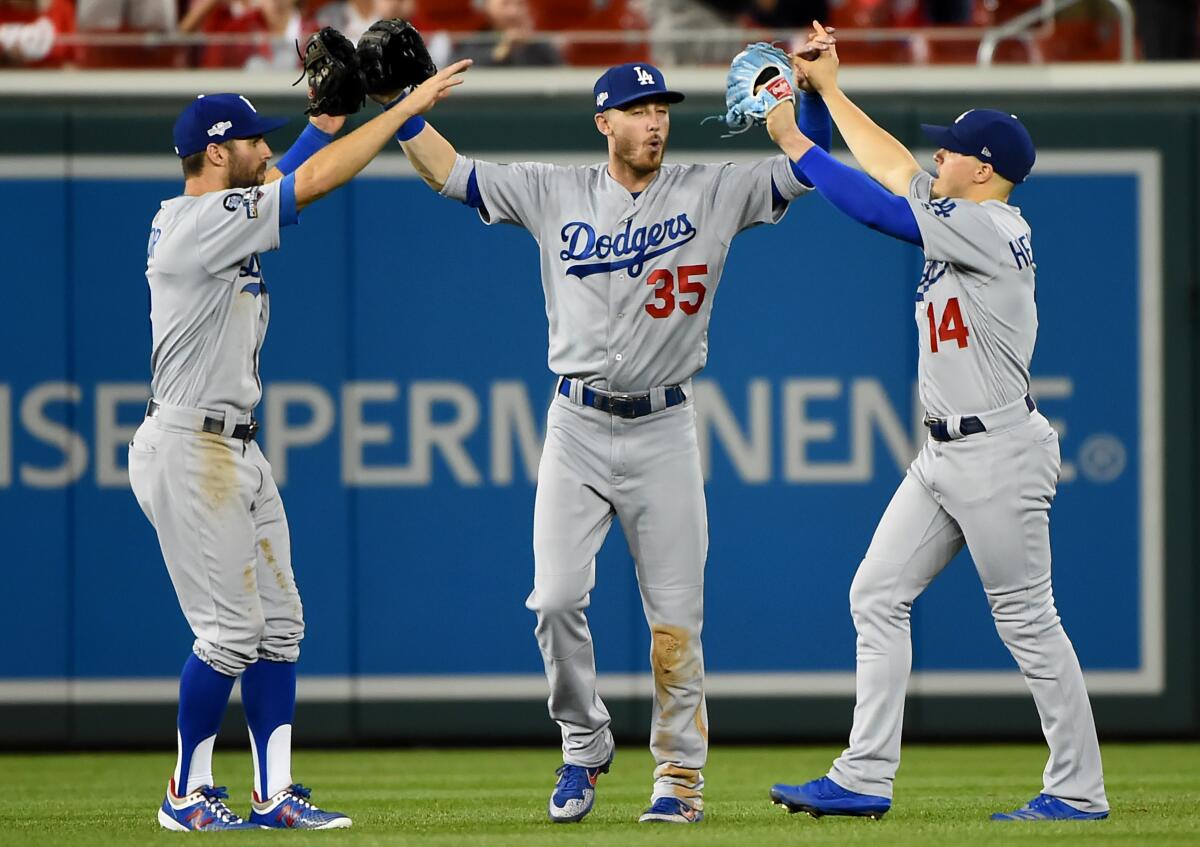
[221, 189, 262, 219]
[922, 198, 957, 218]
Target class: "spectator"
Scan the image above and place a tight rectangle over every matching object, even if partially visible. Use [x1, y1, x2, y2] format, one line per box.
[180, 0, 310, 70]
[0, 0, 74, 66]
[76, 0, 171, 30]
[313, 0, 372, 41]
[452, 0, 559, 67]
[75, 0, 179, 66]
[370, 0, 450, 67]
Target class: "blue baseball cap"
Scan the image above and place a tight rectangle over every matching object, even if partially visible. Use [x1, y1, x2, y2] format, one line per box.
[921, 109, 1036, 184]
[593, 63, 684, 112]
[172, 93, 290, 158]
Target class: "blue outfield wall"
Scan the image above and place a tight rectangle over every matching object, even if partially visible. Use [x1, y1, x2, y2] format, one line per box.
[0, 152, 1162, 706]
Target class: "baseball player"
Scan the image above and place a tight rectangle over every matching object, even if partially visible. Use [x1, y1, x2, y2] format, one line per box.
[386, 51, 834, 823]
[765, 23, 1109, 822]
[130, 62, 470, 831]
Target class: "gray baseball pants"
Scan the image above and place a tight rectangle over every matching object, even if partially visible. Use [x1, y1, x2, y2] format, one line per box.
[128, 411, 304, 677]
[526, 387, 708, 806]
[828, 412, 1108, 813]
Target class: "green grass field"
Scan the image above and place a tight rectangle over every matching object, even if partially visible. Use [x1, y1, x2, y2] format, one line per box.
[3, 744, 1197, 845]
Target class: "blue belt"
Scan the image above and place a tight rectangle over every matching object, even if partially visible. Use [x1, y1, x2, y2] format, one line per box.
[925, 395, 1035, 442]
[558, 377, 686, 419]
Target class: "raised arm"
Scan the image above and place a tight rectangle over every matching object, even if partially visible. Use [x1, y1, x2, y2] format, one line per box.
[765, 103, 921, 246]
[292, 59, 471, 210]
[398, 122, 459, 192]
[794, 21, 921, 196]
[263, 113, 345, 185]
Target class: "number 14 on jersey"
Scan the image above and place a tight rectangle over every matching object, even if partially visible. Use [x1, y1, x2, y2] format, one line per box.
[926, 297, 970, 352]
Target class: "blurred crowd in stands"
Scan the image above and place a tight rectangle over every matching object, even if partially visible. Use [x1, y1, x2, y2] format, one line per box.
[1, 0, 1197, 69]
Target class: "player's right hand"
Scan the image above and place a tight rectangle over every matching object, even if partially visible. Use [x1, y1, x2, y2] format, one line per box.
[793, 21, 839, 94]
[402, 59, 473, 116]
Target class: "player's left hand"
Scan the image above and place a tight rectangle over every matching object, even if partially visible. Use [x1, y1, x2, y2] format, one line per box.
[764, 99, 798, 145]
[399, 59, 473, 116]
[358, 19, 438, 100]
[792, 21, 839, 94]
[301, 27, 367, 117]
[792, 24, 836, 94]
[308, 113, 346, 135]
[716, 41, 796, 136]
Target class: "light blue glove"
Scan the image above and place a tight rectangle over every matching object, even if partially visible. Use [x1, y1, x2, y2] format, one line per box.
[717, 42, 796, 136]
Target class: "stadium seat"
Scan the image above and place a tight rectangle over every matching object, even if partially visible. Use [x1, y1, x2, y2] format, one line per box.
[546, 0, 650, 66]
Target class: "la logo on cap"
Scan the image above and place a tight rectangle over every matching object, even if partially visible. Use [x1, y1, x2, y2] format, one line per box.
[634, 66, 654, 86]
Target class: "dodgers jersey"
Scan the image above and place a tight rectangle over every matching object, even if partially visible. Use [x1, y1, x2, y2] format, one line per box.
[905, 170, 1037, 418]
[441, 154, 809, 393]
[144, 176, 295, 414]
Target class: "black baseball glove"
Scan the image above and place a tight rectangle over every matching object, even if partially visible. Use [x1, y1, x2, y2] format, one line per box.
[357, 19, 437, 97]
[301, 27, 366, 117]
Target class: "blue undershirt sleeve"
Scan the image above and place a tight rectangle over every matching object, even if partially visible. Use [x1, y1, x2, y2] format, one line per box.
[792, 92, 832, 188]
[464, 167, 485, 210]
[797, 147, 922, 246]
[797, 92, 832, 152]
[279, 172, 298, 228]
[773, 91, 833, 199]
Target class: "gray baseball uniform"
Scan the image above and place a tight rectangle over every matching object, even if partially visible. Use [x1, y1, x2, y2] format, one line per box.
[129, 179, 303, 685]
[441, 153, 808, 806]
[827, 170, 1107, 813]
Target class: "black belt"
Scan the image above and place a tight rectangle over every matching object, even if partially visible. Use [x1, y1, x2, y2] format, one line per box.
[558, 377, 686, 419]
[924, 395, 1035, 442]
[147, 399, 259, 442]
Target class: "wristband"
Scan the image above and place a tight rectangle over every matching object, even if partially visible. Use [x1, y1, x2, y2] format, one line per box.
[275, 123, 334, 176]
[382, 90, 427, 143]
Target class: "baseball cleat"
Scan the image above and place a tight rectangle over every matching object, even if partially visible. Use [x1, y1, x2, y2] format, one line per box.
[547, 757, 612, 822]
[249, 783, 352, 829]
[770, 776, 891, 819]
[638, 796, 704, 823]
[991, 793, 1109, 821]
[158, 780, 260, 831]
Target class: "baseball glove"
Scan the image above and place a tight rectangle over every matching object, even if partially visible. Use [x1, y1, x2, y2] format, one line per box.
[717, 42, 796, 135]
[356, 19, 437, 97]
[301, 26, 366, 117]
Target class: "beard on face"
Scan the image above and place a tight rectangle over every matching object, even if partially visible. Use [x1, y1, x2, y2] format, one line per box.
[614, 131, 664, 176]
[226, 146, 266, 189]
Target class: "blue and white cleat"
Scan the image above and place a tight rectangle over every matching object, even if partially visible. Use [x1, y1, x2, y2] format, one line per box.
[770, 776, 891, 819]
[249, 784, 352, 829]
[547, 758, 612, 822]
[991, 794, 1109, 821]
[158, 780, 260, 831]
[638, 796, 704, 823]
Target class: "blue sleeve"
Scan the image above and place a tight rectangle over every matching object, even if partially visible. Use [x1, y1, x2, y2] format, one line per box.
[274, 123, 333, 177]
[772, 91, 833, 197]
[771, 179, 784, 207]
[797, 147, 922, 246]
[464, 167, 485, 210]
[279, 172, 298, 228]
[790, 92, 832, 189]
[798, 92, 832, 154]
